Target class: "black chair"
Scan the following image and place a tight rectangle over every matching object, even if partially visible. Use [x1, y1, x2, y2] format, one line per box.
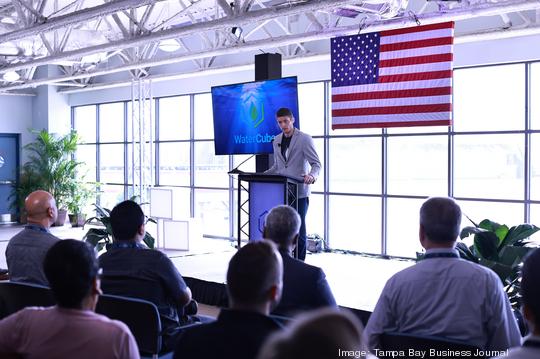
[95, 294, 171, 359]
[380, 332, 483, 359]
[0, 281, 55, 319]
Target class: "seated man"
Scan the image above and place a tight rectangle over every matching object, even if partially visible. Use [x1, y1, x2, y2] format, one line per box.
[6, 190, 60, 285]
[264, 205, 337, 316]
[365, 197, 522, 351]
[99, 200, 192, 351]
[496, 247, 540, 358]
[174, 240, 283, 359]
[0, 239, 139, 359]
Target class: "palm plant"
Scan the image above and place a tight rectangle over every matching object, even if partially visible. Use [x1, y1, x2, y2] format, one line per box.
[458, 218, 539, 310]
[22, 130, 80, 209]
[83, 197, 156, 252]
[12, 129, 84, 222]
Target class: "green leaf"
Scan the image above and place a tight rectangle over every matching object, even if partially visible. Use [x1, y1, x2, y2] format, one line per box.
[459, 226, 482, 239]
[494, 225, 509, 244]
[142, 233, 155, 249]
[473, 231, 500, 261]
[502, 224, 540, 247]
[478, 219, 502, 232]
[498, 246, 533, 267]
[455, 242, 479, 263]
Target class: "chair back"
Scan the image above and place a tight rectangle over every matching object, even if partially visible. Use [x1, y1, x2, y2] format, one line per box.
[96, 294, 162, 355]
[0, 282, 55, 319]
[381, 332, 483, 359]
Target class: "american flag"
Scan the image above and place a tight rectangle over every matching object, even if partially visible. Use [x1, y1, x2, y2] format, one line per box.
[331, 22, 454, 129]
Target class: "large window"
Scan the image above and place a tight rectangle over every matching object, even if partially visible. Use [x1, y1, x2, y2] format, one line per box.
[73, 61, 540, 256]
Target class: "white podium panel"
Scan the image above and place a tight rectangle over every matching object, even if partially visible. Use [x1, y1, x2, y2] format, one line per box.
[149, 187, 190, 220]
[161, 218, 202, 251]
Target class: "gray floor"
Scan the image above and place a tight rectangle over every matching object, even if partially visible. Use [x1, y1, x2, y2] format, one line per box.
[0, 224, 412, 312]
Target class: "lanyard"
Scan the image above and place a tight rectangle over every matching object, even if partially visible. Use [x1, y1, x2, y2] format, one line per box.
[110, 241, 145, 250]
[25, 224, 49, 233]
[422, 252, 459, 260]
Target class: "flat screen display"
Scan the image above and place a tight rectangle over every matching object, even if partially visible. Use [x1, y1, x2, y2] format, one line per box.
[211, 76, 299, 155]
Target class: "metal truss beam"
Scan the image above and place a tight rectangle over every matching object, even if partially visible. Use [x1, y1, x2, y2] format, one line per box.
[0, 0, 361, 73]
[0, 0, 168, 44]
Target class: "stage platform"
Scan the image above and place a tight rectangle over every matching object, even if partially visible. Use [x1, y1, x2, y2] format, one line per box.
[0, 224, 414, 313]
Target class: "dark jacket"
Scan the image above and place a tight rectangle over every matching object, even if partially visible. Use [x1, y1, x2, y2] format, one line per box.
[173, 309, 281, 359]
[272, 249, 337, 316]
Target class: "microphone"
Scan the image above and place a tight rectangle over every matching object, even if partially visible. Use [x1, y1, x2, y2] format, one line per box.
[228, 154, 256, 174]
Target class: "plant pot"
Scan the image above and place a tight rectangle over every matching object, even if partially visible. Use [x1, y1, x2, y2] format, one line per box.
[69, 213, 86, 227]
[54, 209, 68, 227]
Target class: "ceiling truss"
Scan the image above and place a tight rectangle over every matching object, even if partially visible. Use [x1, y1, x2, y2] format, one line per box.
[0, 0, 537, 93]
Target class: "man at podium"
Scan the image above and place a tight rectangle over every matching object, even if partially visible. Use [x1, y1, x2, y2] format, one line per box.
[265, 107, 321, 261]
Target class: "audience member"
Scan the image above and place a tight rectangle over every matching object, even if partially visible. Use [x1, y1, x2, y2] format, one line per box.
[6, 190, 60, 285]
[364, 197, 521, 351]
[258, 308, 370, 359]
[0, 239, 140, 359]
[173, 240, 283, 359]
[264, 205, 337, 316]
[495, 247, 540, 358]
[99, 200, 193, 352]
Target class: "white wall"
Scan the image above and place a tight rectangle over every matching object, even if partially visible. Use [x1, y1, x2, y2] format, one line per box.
[0, 95, 34, 161]
[32, 66, 71, 136]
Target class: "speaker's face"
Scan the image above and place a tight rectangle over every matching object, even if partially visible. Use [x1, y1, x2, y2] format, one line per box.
[276, 115, 295, 136]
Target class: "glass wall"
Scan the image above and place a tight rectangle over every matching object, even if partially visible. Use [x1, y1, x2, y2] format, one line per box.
[73, 60, 540, 257]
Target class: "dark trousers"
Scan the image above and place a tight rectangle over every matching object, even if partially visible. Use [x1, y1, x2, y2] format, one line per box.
[296, 197, 309, 261]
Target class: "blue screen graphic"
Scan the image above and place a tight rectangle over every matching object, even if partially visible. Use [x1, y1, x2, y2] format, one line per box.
[211, 76, 299, 155]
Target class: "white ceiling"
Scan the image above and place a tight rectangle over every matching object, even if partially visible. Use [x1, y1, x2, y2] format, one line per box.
[0, 0, 538, 94]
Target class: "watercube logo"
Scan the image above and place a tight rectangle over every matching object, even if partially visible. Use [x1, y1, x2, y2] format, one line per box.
[248, 102, 265, 128]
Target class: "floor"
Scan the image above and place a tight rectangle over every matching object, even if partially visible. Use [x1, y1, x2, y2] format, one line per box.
[0, 223, 413, 312]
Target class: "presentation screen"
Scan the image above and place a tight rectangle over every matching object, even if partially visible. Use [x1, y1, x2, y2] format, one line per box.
[211, 76, 299, 155]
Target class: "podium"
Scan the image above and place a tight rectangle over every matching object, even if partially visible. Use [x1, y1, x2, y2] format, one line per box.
[234, 172, 300, 248]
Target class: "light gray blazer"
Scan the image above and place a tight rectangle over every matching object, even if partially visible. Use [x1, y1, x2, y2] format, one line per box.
[265, 129, 321, 198]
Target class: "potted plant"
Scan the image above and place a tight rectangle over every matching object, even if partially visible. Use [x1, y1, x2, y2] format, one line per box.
[67, 182, 94, 227]
[14, 129, 82, 225]
[9, 171, 41, 223]
[457, 218, 539, 312]
[83, 196, 156, 253]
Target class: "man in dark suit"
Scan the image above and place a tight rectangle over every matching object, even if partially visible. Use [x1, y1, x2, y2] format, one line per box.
[173, 240, 283, 359]
[264, 205, 337, 316]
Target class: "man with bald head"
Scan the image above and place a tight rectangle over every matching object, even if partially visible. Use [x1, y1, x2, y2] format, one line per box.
[263, 205, 336, 316]
[6, 190, 60, 285]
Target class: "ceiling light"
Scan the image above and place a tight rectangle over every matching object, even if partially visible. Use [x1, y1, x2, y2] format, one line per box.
[158, 39, 182, 53]
[3, 71, 20, 82]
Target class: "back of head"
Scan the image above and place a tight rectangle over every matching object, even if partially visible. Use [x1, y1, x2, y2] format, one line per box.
[275, 107, 294, 119]
[258, 308, 367, 359]
[110, 200, 145, 241]
[25, 190, 57, 226]
[264, 205, 301, 250]
[44, 239, 99, 308]
[521, 247, 540, 329]
[227, 240, 282, 307]
[419, 197, 461, 244]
